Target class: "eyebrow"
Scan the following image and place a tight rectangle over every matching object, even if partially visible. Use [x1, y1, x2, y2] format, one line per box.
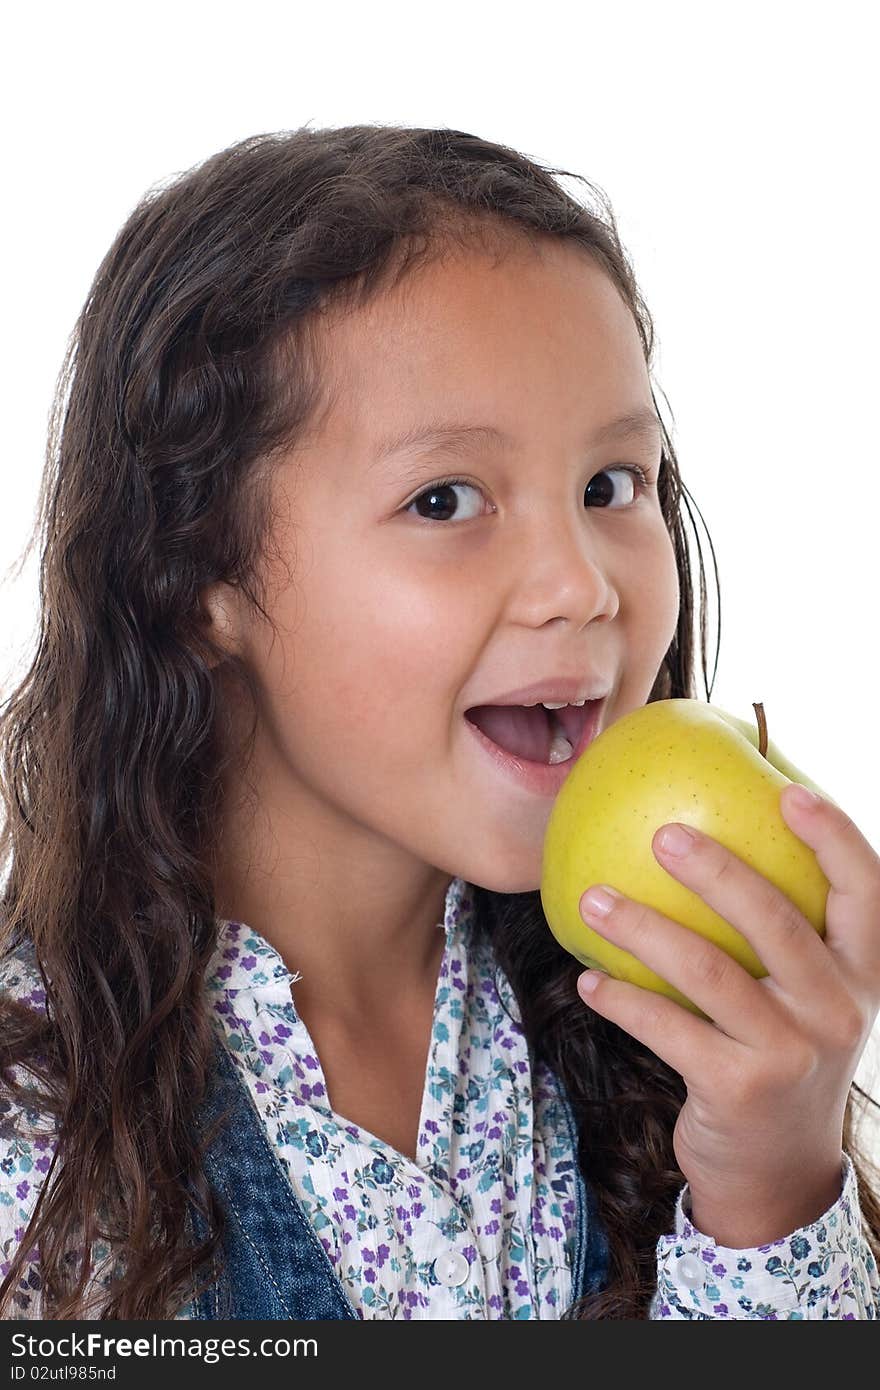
[372, 406, 663, 463]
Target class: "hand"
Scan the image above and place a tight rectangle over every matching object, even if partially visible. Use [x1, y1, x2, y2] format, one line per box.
[576, 783, 880, 1246]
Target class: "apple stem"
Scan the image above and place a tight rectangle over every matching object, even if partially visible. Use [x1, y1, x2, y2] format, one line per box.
[752, 701, 768, 759]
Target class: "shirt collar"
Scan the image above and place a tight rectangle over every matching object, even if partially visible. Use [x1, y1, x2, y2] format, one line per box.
[208, 875, 476, 1003]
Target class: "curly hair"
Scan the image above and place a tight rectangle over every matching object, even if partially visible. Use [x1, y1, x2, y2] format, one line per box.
[1, 123, 877, 1319]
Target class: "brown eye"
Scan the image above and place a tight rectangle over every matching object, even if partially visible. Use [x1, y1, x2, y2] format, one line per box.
[406, 478, 484, 523]
[585, 465, 652, 508]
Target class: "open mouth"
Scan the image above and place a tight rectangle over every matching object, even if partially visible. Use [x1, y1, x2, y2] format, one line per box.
[463, 701, 596, 766]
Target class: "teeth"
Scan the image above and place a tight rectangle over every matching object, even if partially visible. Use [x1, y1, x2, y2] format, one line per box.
[538, 698, 587, 709]
[547, 728, 575, 764]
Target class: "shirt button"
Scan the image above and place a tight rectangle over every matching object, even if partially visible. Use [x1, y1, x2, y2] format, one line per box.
[432, 1250, 470, 1287]
[675, 1253, 706, 1290]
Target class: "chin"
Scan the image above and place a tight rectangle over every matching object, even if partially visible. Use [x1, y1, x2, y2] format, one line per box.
[466, 857, 543, 897]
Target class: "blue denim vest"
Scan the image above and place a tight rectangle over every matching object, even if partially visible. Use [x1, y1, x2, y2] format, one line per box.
[183, 1033, 609, 1319]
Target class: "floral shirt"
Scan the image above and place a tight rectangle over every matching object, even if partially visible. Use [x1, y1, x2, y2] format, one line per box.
[1, 876, 878, 1319]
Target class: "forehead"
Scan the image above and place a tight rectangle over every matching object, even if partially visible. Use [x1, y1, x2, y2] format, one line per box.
[350, 237, 639, 355]
[305, 239, 651, 456]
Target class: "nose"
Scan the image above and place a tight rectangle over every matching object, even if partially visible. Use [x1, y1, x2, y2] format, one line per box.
[506, 508, 619, 630]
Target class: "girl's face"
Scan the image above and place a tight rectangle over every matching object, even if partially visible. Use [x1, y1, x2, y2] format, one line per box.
[210, 239, 680, 897]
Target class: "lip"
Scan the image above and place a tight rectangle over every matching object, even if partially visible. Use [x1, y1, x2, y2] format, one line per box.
[464, 697, 606, 797]
[467, 676, 613, 707]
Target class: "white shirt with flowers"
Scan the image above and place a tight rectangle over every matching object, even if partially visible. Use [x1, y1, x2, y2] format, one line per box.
[1, 875, 878, 1318]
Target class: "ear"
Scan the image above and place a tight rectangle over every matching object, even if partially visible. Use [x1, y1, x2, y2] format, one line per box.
[198, 581, 244, 669]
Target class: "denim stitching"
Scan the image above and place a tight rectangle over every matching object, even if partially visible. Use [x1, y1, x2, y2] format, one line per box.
[206, 1036, 358, 1318]
[207, 1158, 293, 1315]
[213, 1040, 349, 1277]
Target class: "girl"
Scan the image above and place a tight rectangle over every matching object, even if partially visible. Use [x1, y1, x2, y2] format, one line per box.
[1, 124, 878, 1321]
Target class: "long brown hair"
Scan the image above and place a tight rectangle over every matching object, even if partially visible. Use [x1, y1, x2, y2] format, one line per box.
[2, 124, 878, 1319]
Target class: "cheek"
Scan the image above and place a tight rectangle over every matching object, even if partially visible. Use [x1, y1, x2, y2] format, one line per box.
[277, 553, 467, 733]
[621, 522, 679, 642]
[641, 527, 681, 653]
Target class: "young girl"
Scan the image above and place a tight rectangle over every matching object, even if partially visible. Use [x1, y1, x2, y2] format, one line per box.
[1, 124, 879, 1321]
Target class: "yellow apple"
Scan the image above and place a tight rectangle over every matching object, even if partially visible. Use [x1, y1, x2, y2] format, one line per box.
[540, 699, 835, 1018]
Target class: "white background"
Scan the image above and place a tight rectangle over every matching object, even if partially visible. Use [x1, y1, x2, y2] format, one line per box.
[2, 2, 878, 1156]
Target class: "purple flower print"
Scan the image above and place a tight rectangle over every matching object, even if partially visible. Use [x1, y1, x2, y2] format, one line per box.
[185, 885, 831, 1323]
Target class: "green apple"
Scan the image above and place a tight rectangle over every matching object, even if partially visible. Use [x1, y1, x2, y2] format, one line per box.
[540, 698, 835, 1018]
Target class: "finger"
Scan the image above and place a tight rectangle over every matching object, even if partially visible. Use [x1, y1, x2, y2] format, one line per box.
[579, 884, 780, 1047]
[780, 782, 880, 979]
[650, 815, 843, 1009]
[575, 956, 735, 1083]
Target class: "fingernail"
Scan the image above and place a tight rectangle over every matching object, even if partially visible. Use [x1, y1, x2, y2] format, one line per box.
[657, 823, 696, 857]
[581, 885, 621, 919]
[787, 783, 821, 812]
[578, 969, 608, 994]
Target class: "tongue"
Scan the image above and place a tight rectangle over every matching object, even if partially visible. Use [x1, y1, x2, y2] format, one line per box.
[466, 704, 554, 761]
